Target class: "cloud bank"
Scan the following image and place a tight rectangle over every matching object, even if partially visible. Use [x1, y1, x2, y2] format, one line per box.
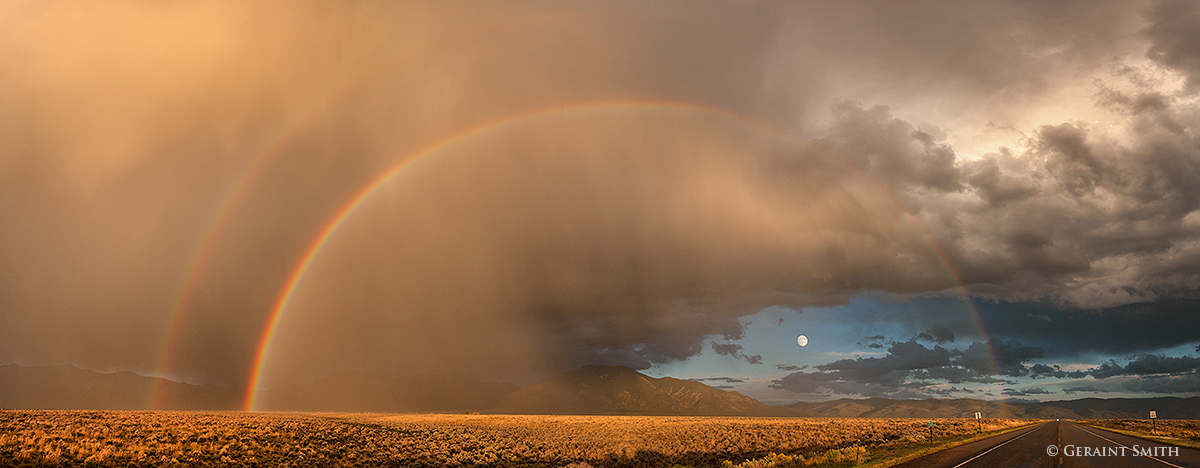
[1, 0, 1198, 390]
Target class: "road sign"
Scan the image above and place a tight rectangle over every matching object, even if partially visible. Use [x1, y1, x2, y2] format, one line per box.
[975, 412, 981, 419]
[1150, 411, 1157, 419]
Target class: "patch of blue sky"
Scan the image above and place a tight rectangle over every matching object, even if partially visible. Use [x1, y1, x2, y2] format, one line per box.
[649, 293, 958, 402]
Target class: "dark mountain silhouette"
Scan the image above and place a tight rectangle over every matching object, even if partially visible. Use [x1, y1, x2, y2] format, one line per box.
[787, 398, 1008, 418]
[1016, 397, 1200, 419]
[787, 396, 1200, 419]
[257, 370, 519, 412]
[495, 365, 796, 416]
[0, 364, 240, 410]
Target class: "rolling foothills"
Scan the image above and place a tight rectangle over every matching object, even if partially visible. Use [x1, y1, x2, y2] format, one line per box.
[2, 363, 1197, 419]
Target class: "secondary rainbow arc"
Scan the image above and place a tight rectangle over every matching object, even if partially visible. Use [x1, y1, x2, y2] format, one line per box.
[149, 66, 374, 410]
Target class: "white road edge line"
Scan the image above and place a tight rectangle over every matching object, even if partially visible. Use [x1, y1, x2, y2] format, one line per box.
[1073, 423, 1186, 468]
[949, 422, 1044, 468]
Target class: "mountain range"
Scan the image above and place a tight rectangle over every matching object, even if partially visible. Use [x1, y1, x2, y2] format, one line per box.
[2, 363, 1197, 419]
[786, 396, 1200, 419]
[0, 364, 240, 410]
[494, 364, 786, 416]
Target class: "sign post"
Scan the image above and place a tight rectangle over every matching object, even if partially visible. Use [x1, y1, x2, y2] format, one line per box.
[1150, 411, 1157, 435]
[929, 420, 934, 444]
[975, 412, 982, 433]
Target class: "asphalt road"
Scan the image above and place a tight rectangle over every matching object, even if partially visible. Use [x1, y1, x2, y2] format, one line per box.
[892, 420, 1200, 468]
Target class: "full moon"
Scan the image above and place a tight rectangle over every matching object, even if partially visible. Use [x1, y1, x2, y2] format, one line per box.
[797, 335, 808, 347]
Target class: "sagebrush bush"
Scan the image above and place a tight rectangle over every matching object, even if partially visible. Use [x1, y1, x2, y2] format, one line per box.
[0, 411, 1024, 467]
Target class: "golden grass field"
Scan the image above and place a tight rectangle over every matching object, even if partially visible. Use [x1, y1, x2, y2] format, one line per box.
[0, 411, 1028, 467]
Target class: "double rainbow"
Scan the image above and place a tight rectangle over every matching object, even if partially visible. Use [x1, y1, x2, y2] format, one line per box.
[146, 98, 1004, 414]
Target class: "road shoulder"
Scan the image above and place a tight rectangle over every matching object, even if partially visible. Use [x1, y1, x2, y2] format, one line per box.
[863, 421, 1045, 468]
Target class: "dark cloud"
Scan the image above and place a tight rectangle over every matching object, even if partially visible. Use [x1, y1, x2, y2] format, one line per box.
[1062, 385, 1113, 395]
[820, 101, 964, 193]
[1007, 343, 1200, 395]
[950, 105, 1200, 307]
[981, 300, 1200, 359]
[1089, 354, 1200, 378]
[1143, 0, 1200, 92]
[711, 343, 763, 366]
[915, 326, 955, 344]
[1002, 388, 1054, 397]
[921, 385, 978, 397]
[775, 364, 806, 372]
[789, 77, 1200, 310]
[857, 335, 887, 349]
[770, 339, 1043, 397]
[688, 377, 746, 384]
[1029, 364, 1088, 380]
[1122, 372, 1200, 393]
[913, 365, 999, 385]
[787, 296, 1198, 397]
[965, 157, 1040, 207]
[817, 341, 954, 385]
[958, 339, 1046, 377]
[828, 296, 1200, 364]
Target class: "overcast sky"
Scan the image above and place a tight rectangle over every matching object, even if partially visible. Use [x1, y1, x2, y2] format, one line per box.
[2, 0, 1199, 404]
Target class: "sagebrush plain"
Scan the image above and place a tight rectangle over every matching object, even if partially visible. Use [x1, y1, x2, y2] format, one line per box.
[0, 411, 1031, 467]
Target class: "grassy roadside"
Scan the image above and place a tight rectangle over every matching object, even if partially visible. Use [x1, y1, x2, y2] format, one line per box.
[855, 421, 1044, 468]
[1077, 422, 1200, 451]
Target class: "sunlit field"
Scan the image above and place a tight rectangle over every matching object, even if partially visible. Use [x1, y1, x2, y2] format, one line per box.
[0, 411, 1028, 467]
[1081, 419, 1200, 448]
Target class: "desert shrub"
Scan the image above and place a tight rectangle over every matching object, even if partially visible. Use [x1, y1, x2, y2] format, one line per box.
[1081, 419, 1200, 441]
[0, 411, 1022, 467]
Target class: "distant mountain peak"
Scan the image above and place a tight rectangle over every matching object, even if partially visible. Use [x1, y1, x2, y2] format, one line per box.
[561, 365, 651, 383]
[0, 363, 240, 410]
[496, 365, 793, 416]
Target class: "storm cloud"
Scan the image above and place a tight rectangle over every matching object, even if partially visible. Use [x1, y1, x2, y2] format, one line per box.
[2, 0, 1199, 394]
[711, 344, 763, 366]
[1089, 354, 1200, 378]
[915, 326, 956, 344]
[769, 339, 1044, 397]
[771, 335, 1200, 398]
